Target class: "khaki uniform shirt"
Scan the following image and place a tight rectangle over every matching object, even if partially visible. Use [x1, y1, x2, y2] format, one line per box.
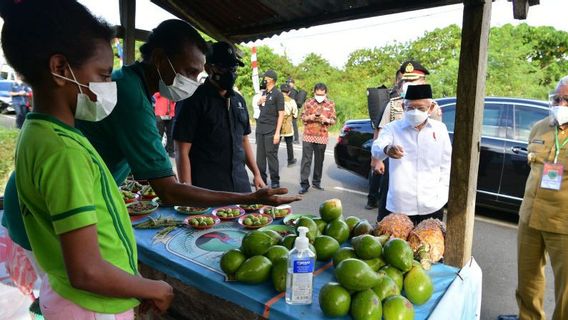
[378, 97, 442, 129]
[519, 118, 568, 234]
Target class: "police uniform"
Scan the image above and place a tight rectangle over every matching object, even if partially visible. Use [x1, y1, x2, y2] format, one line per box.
[516, 118, 568, 320]
[173, 79, 252, 192]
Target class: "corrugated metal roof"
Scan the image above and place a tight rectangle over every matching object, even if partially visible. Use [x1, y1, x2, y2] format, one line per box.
[150, 0, 465, 43]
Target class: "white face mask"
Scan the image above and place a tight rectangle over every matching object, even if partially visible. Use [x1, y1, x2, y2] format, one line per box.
[404, 108, 429, 127]
[157, 58, 200, 102]
[315, 95, 326, 103]
[550, 106, 568, 125]
[52, 66, 117, 122]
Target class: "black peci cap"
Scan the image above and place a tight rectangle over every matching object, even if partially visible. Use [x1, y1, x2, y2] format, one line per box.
[206, 41, 244, 67]
[404, 84, 432, 100]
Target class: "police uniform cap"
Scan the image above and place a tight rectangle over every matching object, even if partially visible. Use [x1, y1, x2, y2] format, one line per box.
[404, 84, 432, 100]
[399, 60, 430, 81]
[262, 69, 278, 81]
[206, 41, 244, 67]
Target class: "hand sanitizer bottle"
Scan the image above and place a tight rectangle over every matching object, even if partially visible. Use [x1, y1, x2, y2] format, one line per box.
[285, 226, 316, 305]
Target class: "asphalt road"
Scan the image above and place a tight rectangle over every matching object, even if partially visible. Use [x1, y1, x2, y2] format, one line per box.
[249, 133, 555, 320]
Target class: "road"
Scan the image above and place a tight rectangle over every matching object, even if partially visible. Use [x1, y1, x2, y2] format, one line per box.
[249, 133, 555, 320]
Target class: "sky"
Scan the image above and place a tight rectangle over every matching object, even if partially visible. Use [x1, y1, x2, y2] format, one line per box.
[79, 0, 568, 68]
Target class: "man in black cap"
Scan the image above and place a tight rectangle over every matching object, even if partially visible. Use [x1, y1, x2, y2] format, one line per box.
[372, 60, 442, 220]
[256, 69, 285, 188]
[173, 41, 266, 192]
[371, 84, 452, 225]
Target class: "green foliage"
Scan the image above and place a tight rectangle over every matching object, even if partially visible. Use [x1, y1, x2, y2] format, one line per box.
[0, 127, 18, 194]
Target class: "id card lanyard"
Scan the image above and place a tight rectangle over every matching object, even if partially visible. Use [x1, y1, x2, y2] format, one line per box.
[554, 126, 568, 164]
[541, 127, 568, 190]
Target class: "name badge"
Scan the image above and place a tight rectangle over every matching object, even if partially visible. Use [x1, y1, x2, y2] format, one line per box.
[540, 162, 563, 190]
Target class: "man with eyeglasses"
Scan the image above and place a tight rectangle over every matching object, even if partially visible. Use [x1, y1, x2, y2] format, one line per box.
[512, 76, 568, 320]
[173, 41, 265, 192]
[371, 84, 452, 225]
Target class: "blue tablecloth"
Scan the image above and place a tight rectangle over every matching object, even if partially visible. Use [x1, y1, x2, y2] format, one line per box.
[134, 207, 460, 319]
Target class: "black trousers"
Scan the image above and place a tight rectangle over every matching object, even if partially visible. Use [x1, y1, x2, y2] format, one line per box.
[156, 116, 174, 155]
[283, 136, 295, 163]
[256, 132, 280, 185]
[300, 141, 326, 188]
[367, 170, 383, 206]
[292, 117, 299, 142]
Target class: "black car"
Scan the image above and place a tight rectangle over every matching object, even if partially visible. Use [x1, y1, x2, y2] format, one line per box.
[334, 97, 549, 213]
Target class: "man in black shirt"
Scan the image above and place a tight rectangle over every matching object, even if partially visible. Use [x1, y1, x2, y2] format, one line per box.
[173, 41, 265, 192]
[256, 69, 285, 188]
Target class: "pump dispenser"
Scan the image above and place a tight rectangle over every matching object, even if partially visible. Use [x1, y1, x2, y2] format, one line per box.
[285, 226, 316, 305]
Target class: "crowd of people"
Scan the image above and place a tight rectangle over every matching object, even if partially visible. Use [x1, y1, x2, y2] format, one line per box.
[0, 0, 567, 319]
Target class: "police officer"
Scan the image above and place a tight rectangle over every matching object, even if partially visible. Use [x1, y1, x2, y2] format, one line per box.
[514, 76, 568, 320]
[373, 60, 442, 220]
[256, 69, 285, 188]
[173, 41, 266, 192]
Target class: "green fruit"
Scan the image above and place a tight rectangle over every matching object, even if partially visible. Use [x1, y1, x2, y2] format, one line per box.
[313, 218, 328, 234]
[235, 256, 272, 284]
[271, 257, 288, 292]
[240, 230, 274, 257]
[281, 235, 297, 250]
[345, 216, 361, 232]
[382, 295, 414, 320]
[332, 247, 357, 267]
[264, 245, 289, 263]
[363, 257, 386, 272]
[383, 238, 414, 273]
[296, 217, 318, 242]
[244, 218, 252, 225]
[372, 272, 401, 301]
[313, 235, 340, 261]
[352, 219, 373, 237]
[319, 282, 351, 317]
[319, 199, 343, 222]
[380, 266, 404, 291]
[403, 265, 433, 305]
[350, 289, 382, 320]
[353, 234, 382, 259]
[324, 219, 350, 244]
[220, 249, 246, 275]
[262, 230, 283, 245]
[335, 258, 379, 291]
[376, 234, 390, 246]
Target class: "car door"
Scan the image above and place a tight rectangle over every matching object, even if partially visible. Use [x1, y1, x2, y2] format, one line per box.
[499, 103, 548, 207]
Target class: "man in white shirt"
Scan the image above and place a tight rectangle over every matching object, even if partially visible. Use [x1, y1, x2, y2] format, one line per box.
[371, 84, 452, 225]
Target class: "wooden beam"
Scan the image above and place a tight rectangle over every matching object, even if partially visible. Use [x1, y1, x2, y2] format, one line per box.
[513, 0, 529, 19]
[114, 26, 150, 42]
[119, 0, 136, 64]
[445, 0, 492, 268]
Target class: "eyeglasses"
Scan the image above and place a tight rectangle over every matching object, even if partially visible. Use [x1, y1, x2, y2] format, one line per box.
[403, 103, 430, 112]
[549, 94, 568, 106]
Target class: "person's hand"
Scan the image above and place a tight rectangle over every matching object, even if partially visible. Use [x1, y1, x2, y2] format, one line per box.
[147, 280, 174, 314]
[373, 160, 385, 175]
[253, 175, 266, 190]
[273, 133, 280, 145]
[253, 187, 302, 206]
[386, 144, 405, 159]
[258, 96, 267, 106]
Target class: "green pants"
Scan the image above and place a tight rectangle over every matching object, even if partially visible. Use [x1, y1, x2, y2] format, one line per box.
[516, 219, 568, 320]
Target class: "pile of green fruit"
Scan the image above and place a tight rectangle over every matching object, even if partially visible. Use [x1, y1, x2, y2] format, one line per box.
[242, 214, 270, 227]
[187, 216, 215, 227]
[215, 207, 243, 218]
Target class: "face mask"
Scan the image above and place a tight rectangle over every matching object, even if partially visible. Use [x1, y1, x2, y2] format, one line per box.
[260, 79, 267, 90]
[52, 66, 117, 122]
[157, 58, 200, 102]
[404, 108, 429, 127]
[212, 70, 237, 91]
[550, 106, 568, 125]
[315, 95, 326, 103]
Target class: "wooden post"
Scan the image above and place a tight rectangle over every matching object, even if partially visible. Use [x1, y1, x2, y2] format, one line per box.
[119, 0, 136, 64]
[445, 0, 492, 268]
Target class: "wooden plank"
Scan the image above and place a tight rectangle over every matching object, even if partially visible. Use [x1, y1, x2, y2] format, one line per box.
[114, 26, 150, 42]
[119, 0, 136, 64]
[513, 0, 529, 19]
[445, 0, 492, 268]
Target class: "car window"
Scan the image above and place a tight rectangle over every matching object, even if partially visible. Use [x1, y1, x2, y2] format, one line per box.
[514, 105, 548, 142]
[441, 104, 456, 132]
[483, 103, 507, 138]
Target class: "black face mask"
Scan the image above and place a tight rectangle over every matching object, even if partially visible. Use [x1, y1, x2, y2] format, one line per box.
[212, 71, 237, 91]
[260, 79, 267, 90]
